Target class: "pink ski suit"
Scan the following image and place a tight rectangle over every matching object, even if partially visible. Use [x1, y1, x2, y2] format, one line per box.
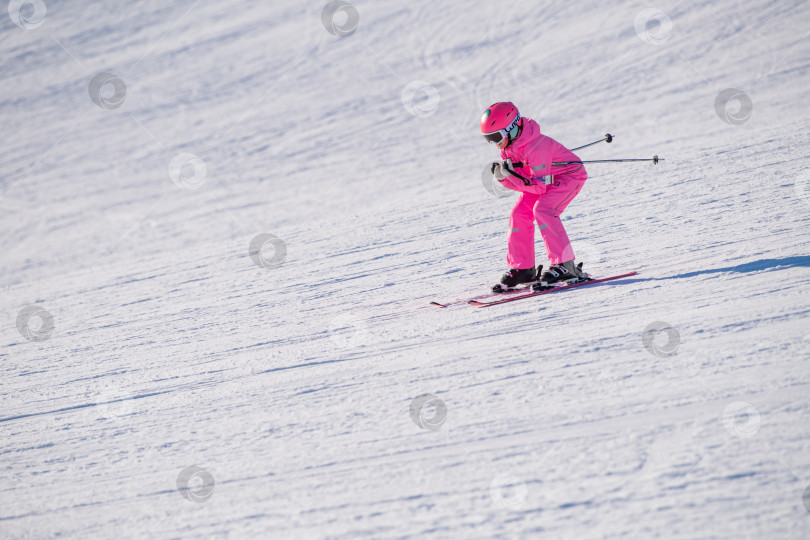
[497, 117, 587, 269]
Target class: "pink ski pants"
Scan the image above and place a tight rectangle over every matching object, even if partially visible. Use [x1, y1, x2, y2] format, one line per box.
[507, 177, 585, 269]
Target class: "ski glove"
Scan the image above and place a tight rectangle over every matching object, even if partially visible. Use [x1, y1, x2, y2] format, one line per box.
[491, 159, 520, 182]
[492, 159, 529, 183]
[490, 162, 507, 182]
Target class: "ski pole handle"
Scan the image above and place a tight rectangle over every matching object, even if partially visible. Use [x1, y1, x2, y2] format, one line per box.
[570, 133, 614, 152]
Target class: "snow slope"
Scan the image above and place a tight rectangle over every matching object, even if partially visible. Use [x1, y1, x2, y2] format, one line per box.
[1, 0, 810, 538]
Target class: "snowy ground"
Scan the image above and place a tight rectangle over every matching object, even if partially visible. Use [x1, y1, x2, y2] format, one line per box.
[2, 0, 810, 538]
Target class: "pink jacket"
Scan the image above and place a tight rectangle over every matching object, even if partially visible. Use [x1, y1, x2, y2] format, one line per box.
[498, 118, 587, 194]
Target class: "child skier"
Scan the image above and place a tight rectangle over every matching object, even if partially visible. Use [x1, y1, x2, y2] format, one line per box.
[481, 102, 588, 291]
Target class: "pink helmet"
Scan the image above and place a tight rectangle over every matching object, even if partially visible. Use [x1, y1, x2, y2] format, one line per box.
[480, 102, 521, 145]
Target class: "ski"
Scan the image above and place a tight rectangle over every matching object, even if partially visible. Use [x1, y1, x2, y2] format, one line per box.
[429, 282, 539, 308]
[467, 271, 638, 307]
[430, 265, 548, 308]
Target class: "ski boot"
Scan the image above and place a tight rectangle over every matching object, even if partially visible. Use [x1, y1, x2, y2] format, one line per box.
[533, 261, 589, 291]
[492, 265, 543, 293]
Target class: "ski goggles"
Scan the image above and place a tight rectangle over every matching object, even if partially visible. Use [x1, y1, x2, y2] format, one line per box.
[483, 130, 508, 144]
[482, 115, 520, 144]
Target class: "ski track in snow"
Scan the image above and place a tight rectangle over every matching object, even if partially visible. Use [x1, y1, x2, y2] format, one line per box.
[1, 0, 810, 538]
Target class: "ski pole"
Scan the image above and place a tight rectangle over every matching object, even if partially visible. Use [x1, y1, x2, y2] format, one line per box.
[553, 155, 663, 165]
[570, 133, 613, 152]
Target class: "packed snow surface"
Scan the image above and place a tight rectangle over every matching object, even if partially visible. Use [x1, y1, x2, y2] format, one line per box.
[2, 0, 810, 538]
